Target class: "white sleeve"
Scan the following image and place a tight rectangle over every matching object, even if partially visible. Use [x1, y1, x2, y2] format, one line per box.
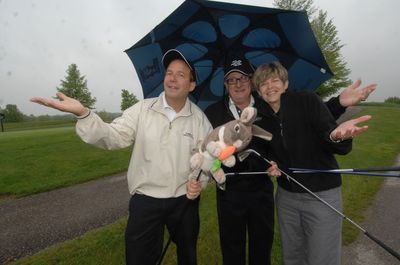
[75, 103, 142, 150]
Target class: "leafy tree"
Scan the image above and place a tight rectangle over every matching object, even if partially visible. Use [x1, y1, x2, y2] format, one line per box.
[384, 96, 400, 104]
[120, 89, 139, 111]
[57, 64, 96, 108]
[273, 0, 351, 98]
[3, 104, 24, 122]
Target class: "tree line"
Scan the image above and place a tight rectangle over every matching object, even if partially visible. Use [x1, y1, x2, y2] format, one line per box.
[1, 64, 139, 122]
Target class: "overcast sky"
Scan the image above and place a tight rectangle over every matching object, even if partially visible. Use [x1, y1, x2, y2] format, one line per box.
[1, 0, 399, 116]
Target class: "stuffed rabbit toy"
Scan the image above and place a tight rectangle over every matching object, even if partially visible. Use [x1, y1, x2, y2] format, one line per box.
[190, 106, 272, 187]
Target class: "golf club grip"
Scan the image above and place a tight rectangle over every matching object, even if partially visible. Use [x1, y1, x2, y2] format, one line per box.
[365, 231, 400, 261]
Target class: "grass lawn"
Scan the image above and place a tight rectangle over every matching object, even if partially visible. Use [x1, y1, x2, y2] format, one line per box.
[0, 126, 131, 197]
[6, 105, 400, 264]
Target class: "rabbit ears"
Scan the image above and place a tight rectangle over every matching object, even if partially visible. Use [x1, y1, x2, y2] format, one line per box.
[240, 107, 272, 141]
[239, 107, 257, 125]
[252, 124, 272, 141]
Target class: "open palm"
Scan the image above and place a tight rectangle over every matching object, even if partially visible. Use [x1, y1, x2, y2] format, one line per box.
[31, 92, 87, 116]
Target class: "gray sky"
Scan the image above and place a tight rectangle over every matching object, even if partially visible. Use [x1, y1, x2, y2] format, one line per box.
[1, 0, 399, 116]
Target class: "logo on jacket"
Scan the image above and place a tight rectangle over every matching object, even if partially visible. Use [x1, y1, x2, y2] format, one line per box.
[183, 132, 194, 140]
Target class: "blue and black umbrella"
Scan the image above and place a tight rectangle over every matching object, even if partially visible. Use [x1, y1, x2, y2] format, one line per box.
[125, 0, 333, 110]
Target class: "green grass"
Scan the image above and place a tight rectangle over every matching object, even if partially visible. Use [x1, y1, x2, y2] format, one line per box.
[338, 105, 400, 244]
[2, 119, 76, 132]
[7, 105, 400, 265]
[0, 126, 131, 197]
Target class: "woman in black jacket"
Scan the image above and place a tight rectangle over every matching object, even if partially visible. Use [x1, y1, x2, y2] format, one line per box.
[253, 61, 372, 265]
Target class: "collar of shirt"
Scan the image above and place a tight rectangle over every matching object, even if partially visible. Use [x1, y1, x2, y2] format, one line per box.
[161, 92, 177, 122]
[228, 95, 255, 119]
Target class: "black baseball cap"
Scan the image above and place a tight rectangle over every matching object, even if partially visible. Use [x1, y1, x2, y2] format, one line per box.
[224, 57, 255, 78]
[162, 49, 196, 81]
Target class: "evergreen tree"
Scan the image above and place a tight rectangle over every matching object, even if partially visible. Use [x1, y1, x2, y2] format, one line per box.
[120, 89, 139, 111]
[57, 64, 96, 108]
[273, 0, 351, 98]
[3, 104, 24, 122]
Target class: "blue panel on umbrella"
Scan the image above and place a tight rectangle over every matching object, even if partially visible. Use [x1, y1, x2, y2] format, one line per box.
[278, 12, 328, 69]
[175, 43, 208, 62]
[288, 60, 329, 91]
[194, 59, 213, 86]
[245, 51, 278, 67]
[183, 21, 217, 43]
[210, 67, 224, 97]
[243, 28, 281, 48]
[218, 14, 250, 38]
[126, 44, 164, 97]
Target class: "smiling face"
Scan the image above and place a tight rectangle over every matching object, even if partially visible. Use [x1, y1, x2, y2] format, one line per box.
[224, 72, 252, 107]
[163, 59, 195, 108]
[252, 62, 289, 112]
[257, 76, 288, 111]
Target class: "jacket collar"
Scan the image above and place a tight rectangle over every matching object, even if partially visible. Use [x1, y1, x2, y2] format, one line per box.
[150, 92, 193, 117]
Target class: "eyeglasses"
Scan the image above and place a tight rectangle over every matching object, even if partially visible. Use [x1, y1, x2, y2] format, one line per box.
[225, 75, 250, 85]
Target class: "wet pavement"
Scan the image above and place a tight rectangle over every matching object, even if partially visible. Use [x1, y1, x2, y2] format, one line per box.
[0, 173, 130, 264]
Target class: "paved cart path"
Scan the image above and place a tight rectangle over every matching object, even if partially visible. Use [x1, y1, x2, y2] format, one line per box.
[341, 154, 400, 265]
[0, 173, 130, 264]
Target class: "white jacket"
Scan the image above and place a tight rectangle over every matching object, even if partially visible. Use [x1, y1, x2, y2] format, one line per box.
[76, 95, 212, 198]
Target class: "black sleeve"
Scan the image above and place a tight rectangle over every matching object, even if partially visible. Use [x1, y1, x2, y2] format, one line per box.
[325, 96, 346, 120]
[308, 93, 352, 155]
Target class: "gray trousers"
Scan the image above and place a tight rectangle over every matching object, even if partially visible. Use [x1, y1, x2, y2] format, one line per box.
[276, 186, 342, 265]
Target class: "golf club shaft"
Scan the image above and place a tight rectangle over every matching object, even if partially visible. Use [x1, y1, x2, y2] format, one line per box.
[245, 149, 400, 261]
[157, 170, 203, 265]
[225, 172, 268, 176]
[290, 166, 400, 173]
[291, 170, 400, 178]
[227, 171, 400, 178]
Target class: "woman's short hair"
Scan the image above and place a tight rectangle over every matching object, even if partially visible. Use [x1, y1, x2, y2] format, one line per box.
[252, 61, 288, 89]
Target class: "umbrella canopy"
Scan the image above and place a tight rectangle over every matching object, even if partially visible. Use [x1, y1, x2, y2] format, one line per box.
[125, 0, 333, 110]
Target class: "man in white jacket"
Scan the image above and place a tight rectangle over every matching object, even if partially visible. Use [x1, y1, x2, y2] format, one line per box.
[31, 49, 212, 265]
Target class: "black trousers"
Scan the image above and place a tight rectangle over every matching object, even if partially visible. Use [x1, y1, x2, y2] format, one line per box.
[125, 194, 200, 265]
[217, 188, 275, 265]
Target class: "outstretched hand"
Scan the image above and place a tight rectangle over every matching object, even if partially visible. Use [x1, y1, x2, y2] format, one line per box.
[330, 115, 372, 142]
[339, 79, 377, 107]
[31, 92, 87, 116]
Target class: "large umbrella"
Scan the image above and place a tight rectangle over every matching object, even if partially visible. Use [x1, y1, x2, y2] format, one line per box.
[125, 0, 333, 110]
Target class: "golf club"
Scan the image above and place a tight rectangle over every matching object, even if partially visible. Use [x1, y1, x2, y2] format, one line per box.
[156, 169, 203, 265]
[291, 169, 400, 178]
[226, 171, 400, 178]
[238, 149, 400, 261]
[290, 166, 400, 173]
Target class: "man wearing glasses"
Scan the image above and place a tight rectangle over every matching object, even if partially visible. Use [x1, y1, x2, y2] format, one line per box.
[204, 57, 275, 265]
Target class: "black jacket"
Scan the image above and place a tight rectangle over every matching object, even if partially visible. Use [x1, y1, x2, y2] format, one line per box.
[204, 94, 274, 192]
[257, 91, 352, 192]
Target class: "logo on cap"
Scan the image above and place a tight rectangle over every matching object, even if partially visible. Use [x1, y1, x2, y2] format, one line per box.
[231, 60, 243, 67]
